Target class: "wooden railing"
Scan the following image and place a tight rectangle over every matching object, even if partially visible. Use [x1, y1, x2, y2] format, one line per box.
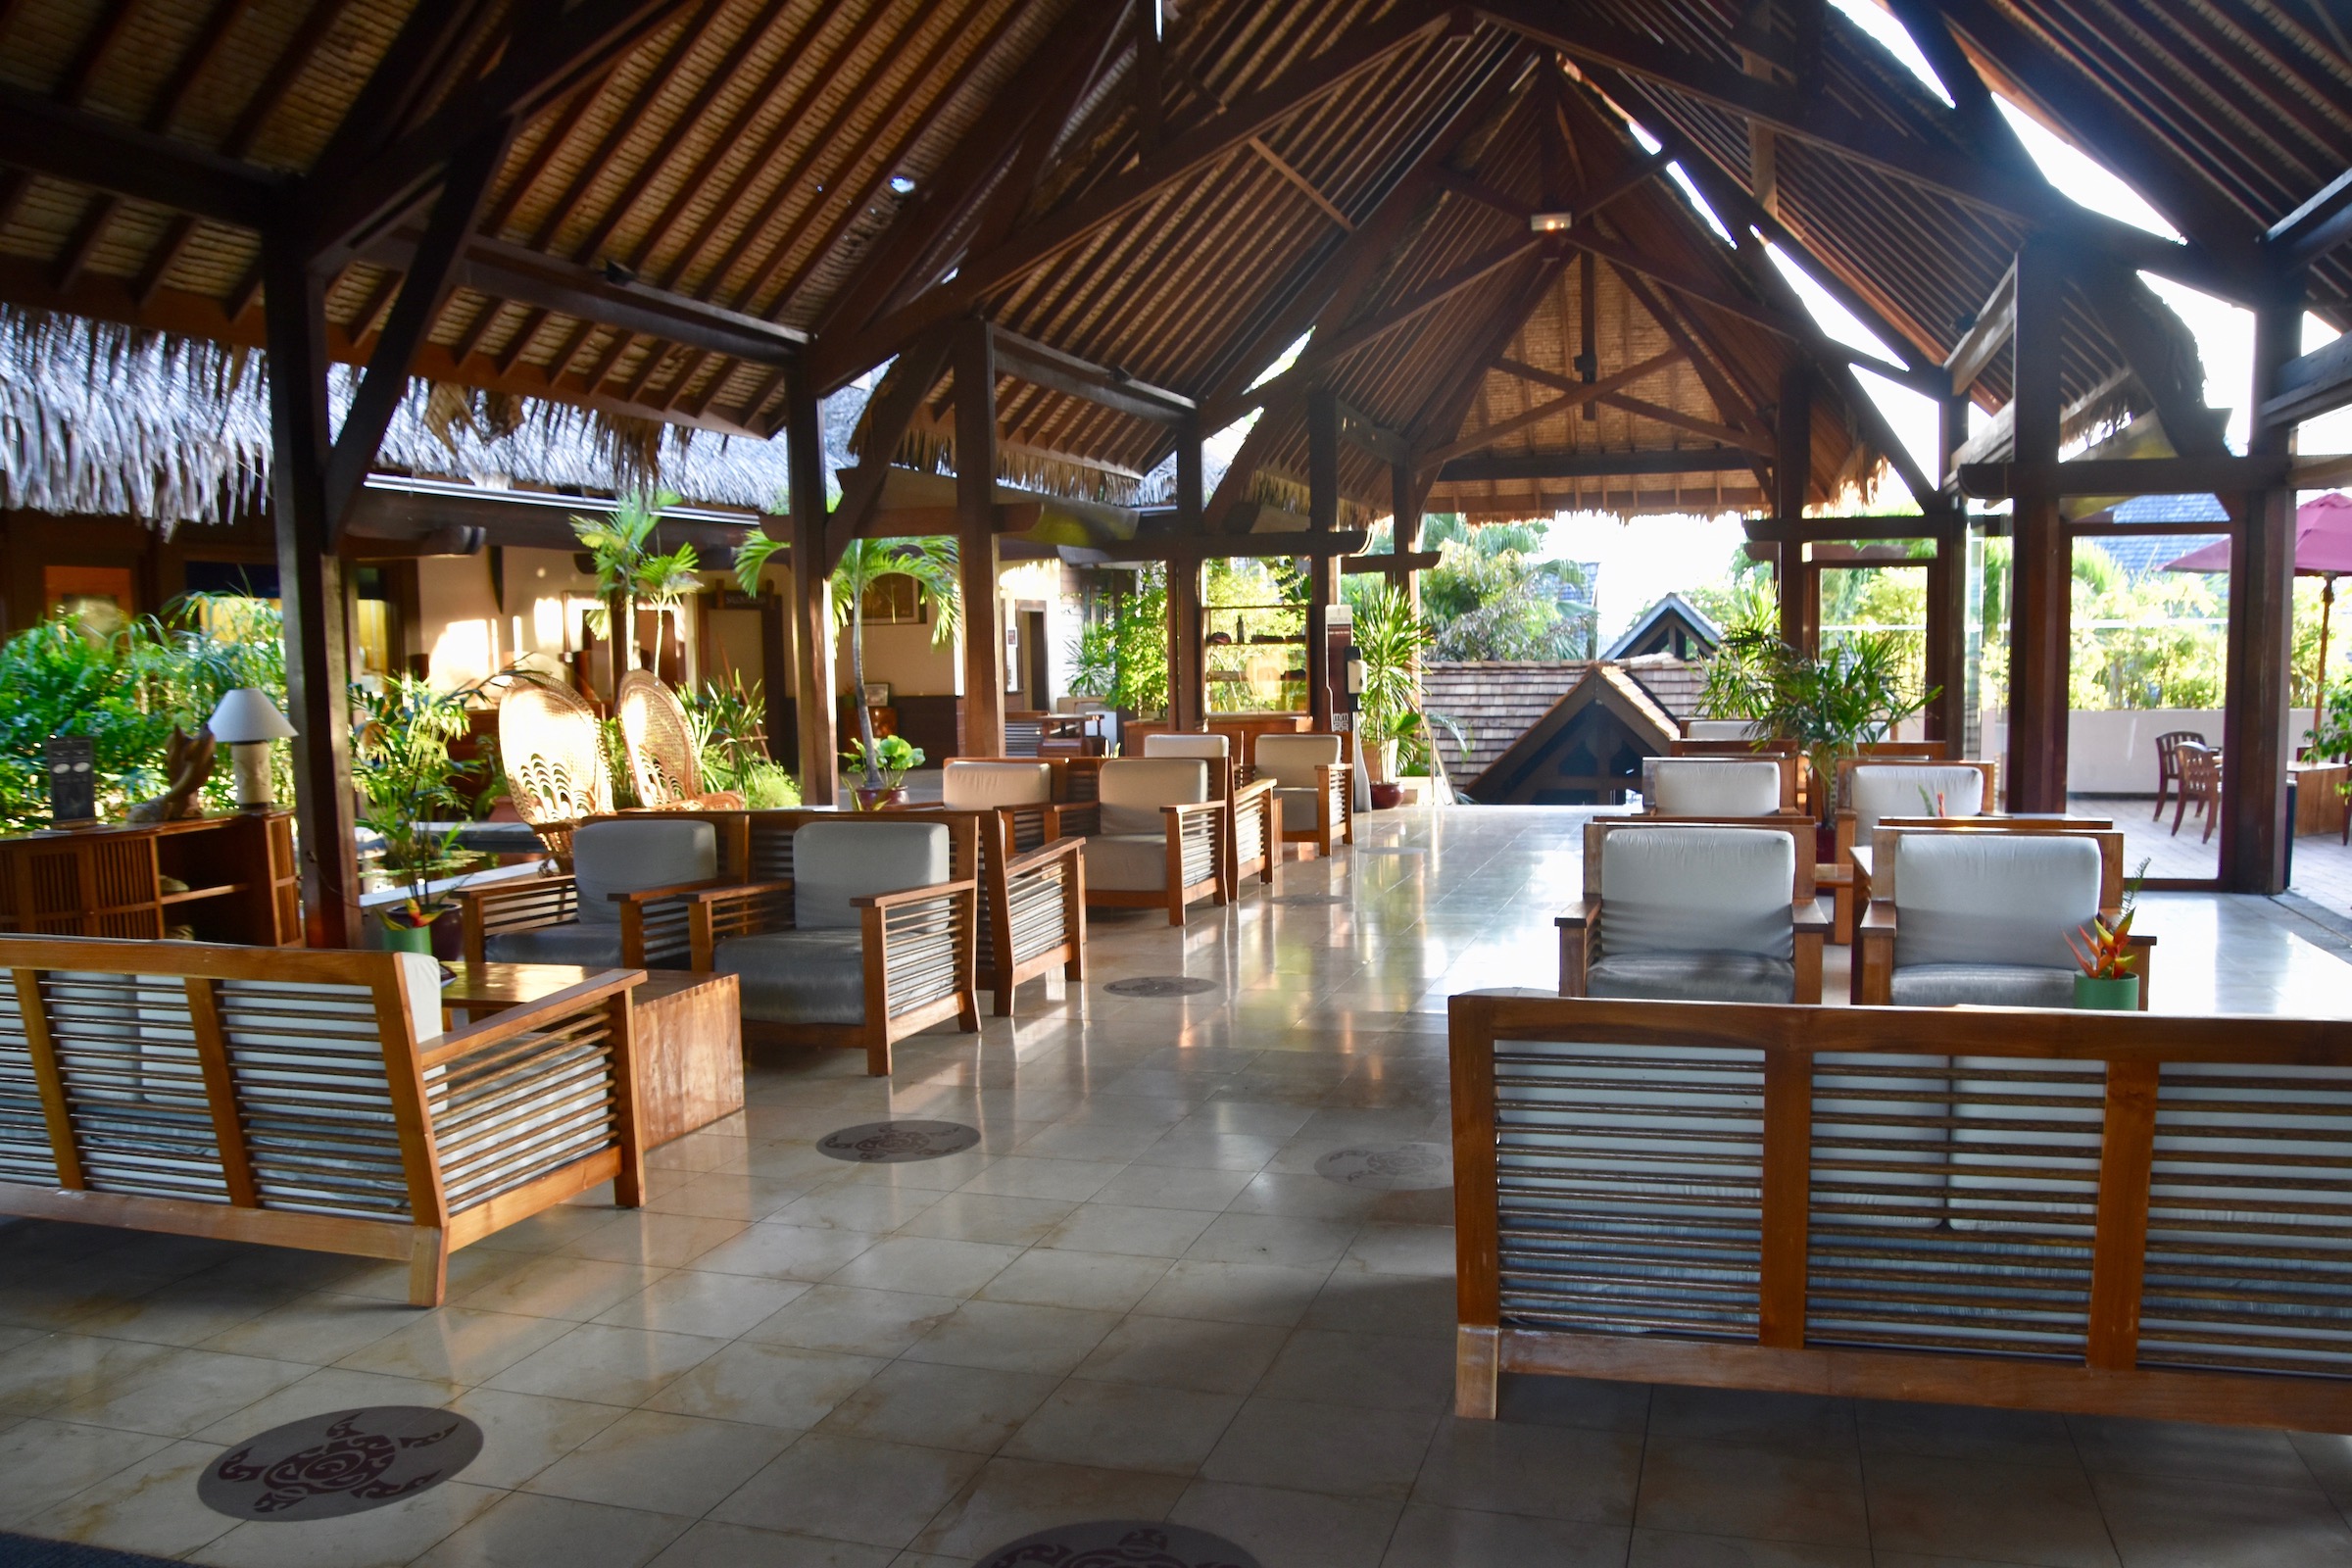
[1449, 992, 2352, 1430]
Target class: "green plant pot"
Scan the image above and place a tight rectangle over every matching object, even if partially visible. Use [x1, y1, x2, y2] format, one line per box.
[380, 906, 456, 956]
[2073, 973, 2140, 1010]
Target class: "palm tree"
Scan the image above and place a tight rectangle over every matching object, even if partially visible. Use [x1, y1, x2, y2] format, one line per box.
[570, 490, 701, 695]
[738, 533, 959, 790]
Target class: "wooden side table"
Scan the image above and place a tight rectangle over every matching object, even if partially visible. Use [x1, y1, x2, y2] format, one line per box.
[441, 963, 743, 1149]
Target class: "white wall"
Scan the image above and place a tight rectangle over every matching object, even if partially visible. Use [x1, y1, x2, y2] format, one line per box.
[1978, 708, 2313, 796]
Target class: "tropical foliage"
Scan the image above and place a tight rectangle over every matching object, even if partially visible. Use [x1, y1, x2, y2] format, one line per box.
[350, 673, 501, 908]
[0, 593, 287, 830]
[680, 673, 801, 807]
[843, 734, 924, 793]
[1070, 564, 1170, 717]
[570, 489, 701, 673]
[1700, 626, 1935, 821]
[1406, 516, 1593, 662]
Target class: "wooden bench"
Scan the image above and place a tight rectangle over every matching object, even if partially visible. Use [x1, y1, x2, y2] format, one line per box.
[1449, 993, 2352, 1431]
[0, 938, 646, 1306]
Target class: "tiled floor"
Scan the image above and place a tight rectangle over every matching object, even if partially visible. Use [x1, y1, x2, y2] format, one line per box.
[7, 806, 2352, 1567]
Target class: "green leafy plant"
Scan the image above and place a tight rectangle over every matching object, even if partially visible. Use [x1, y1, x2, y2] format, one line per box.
[843, 734, 923, 795]
[1700, 628, 1936, 823]
[680, 672, 802, 808]
[742, 533, 960, 789]
[350, 674, 498, 919]
[1067, 567, 1168, 716]
[571, 490, 700, 684]
[1347, 584, 1436, 783]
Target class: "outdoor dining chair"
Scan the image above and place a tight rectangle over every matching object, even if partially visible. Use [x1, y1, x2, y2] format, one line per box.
[2152, 729, 2208, 821]
[2173, 742, 2223, 842]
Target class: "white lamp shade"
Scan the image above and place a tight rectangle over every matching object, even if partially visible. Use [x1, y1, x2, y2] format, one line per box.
[208, 687, 296, 744]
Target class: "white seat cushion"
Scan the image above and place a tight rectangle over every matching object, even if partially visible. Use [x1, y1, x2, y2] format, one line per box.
[1685, 719, 1763, 741]
[1648, 760, 1781, 816]
[570, 819, 717, 925]
[1097, 759, 1207, 834]
[1891, 833, 2101, 972]
[1849, 765, 1985, 840]
[1084, 834, 1170, 891]
[1144, 734, 1230, 761]
[1588, 952, 1796, 1004]
[1254, 734, 1342, 789]
[1273, 786, 1323, 828]
[942, 760, 1053, 809]
[791, 821, 951, 929]
[1598, 827, 1794, 961]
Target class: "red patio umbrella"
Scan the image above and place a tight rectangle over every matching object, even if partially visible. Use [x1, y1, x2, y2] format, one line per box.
[2162, 492, 2352, 717]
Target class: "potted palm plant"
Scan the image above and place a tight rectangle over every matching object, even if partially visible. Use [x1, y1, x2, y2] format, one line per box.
[353, 675, 492, 955]
[571, 490, 703, 699]
[1698, 627, 1935, 855]
[1348, 584, 1436, 808]
[737, 532, 959, 800]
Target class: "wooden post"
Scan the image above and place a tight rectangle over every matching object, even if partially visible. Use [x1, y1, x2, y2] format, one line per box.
[1925, 385, 1972, 750]
[1170, 427, 1206, 729]
[956, 319, 1004, 758]
[782, 360, 837, 805]
[755, 575, 792, 769]
[2007, 242, 2070, 812]
[1306, 386, 1340, 730]
[1775, 368, 1813, 654]
[262, 230, 361, 949]
[1391, 456, 1420, 607]
[2222, 283, 2303, 892]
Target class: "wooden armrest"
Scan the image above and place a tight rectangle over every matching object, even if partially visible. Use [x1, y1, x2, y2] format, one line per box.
[1856, 901, 1898, 936]
[611, 877, 733, 905]
[1555, 896, 1600, 931]
[851, 878, 979, 909]
[688, 878, 794, 906]
[418, 969, 644, 1069]
[1004, 836, 1085, 878]
[1162, 799, 1226, 820]
[1833, 810, 1858, 861]
[1793, 898, 1833, 936]
[1233, 776, 1276, 805]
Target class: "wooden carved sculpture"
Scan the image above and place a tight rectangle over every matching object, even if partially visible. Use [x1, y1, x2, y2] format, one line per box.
[497, 677, 612, 866]
[125, 727, 216, 822]
[616, 670, 745, 810]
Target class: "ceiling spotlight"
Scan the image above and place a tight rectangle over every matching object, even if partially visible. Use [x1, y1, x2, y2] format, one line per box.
[1529, 212, 1574, 233]
[888, 175, 917, 195]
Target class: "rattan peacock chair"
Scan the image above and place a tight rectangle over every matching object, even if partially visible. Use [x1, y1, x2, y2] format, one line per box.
[616, 669, 746, 811]
[498, 676, 612, 867]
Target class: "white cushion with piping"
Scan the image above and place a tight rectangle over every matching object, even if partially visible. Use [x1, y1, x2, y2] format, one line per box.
[942, 760, 1054, 809]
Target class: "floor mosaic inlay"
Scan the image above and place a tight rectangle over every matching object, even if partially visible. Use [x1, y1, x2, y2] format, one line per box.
[197, 1406, 482, 1521]
[814, 1119, 982, 1162]
[1313, 1142, 1452, 1190]
[976, 1520, 1262, 1567]
[1102, 975, 1219, 997]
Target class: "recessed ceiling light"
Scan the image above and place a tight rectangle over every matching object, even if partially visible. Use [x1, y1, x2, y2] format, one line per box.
[1529, 212, 1574, 233]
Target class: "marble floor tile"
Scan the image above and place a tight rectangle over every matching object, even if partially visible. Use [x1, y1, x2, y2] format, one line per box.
[1085, 1163, 1259, 1212]
[953, 1155, 1129, 1202]
[823, 1237, 1024, 1299]
[1863, 1452, 2119, 1567]
[1382, 1502, 1628, 1568]
[559, 1215, 752, 1271]
[972, 1247, 1171, 1312]
[908, 1456, 1189, 1559]
[443, 1386, 632, 1490]
[483, 1322, 728, 1406]
[813, 1358, 1054, 1454]
[1634, 1437, 1869, 1549]
[458, 1257, 670, 1324]
[1129, 1258, 1332, 1327]
[2068, 1412, 2321, 1490]
[742, 1286, 960, 1358]
[188, 1480, 504, 1568]
[644, 1341, 885, 1430]
[999, 1378, 1241, 1475]
[1411, 1415, 1643, 1525]
[893, 1193, 1075, 1248]
[1168, 1479, 1403, 1568]
[41, 1345, 315, 1437]
[1253, 1328, 1454, 1413]
[525, 1409, 796, 1515]
[1069, 1313, 1289, 1396]
[17, 1438, 235, 1558]
[190, 1365, 466, 1444]
[410, 1490, 693, 1568]
[337, 1307, 575, 1386]
[196, 1290, 416, 1365]
[644, 1519, 898, 1567]
[709, 1434, 985, 1549]
[683, 1223, 877, 1284]
[899, 1298, 1119, 1377]
[1200, 1396, 1438, 1501]
[2090, 1469, 2352, 1567]
[0, 1417, 174, 1526]
[1037, 1202, 1216, 1258]
[591, 1270, 809, 1340]
[0, 1332, 182, 1417]
[1627, 1530, 1874, 1567]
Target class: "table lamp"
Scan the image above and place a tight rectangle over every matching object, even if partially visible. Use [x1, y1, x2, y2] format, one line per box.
[207, 689, 296, 809]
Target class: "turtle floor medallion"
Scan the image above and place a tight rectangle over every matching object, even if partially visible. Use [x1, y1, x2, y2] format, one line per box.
[198, 1406, 482, 1521]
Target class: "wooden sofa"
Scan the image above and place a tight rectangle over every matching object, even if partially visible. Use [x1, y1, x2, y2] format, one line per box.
[0, 937, 645, 1306]
[1449, 992, 2352, 1431]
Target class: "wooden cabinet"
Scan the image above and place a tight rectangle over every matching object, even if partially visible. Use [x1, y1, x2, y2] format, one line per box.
[0, 812, 299, 946]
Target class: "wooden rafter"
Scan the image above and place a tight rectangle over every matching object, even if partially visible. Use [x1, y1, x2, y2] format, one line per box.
[1438, 345, 1684, 460]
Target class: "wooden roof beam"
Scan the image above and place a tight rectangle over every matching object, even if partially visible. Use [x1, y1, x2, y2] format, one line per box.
[1438, 446, 1758, 482]
[305, 0, 699, 263]
[1478, 0, 2263, 305]
[1336, 399, 1409, 466]
[2270, 170, 2352, 271]
[1945, 259, 2015, 395]
[2264, 331, 2352, 429]
[0, 85, 286, 227]
[1960, 454, 2291, 499]
[812, 3, 1458, 391]
[1599, 391, 1777, 456]
[991, 325, 1195, 424]
[1442, 345, 1683, 459]
[826, 324, 957, 566]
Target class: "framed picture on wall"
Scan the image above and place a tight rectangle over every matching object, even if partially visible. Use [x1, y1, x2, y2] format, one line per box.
[861, 682, 892, 708]
[859, 577, 923, 624]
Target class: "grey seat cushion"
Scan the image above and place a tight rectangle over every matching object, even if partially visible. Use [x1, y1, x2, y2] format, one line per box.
[1086, 834, 1169, 892]
[1273, 786, 1322, 826]
[1888, 963, 2078, 1008]
[1588, 952, 1797, 1004]
[1598, 827, 1794, 961]
[715, 929, 867, 1026]
[482, 924, 627, 968]
[570, 818, 718, 924]
[792, 820, 951, 929]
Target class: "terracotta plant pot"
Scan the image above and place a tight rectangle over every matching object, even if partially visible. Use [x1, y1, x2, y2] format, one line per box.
[856, 786, 909, 810]
[2073, 973, 2140, 1010]
[1369, 782, 1405, 810]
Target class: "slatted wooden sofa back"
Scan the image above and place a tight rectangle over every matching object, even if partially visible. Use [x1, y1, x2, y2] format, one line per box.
[0, 937, 645, 1306]
[1449, 992, 2352, 1430]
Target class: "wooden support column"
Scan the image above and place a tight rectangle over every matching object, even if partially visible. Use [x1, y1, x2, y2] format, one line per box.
[262, 231, 361, 949]
[1169, 425, 1206, 730]
[782, 360, 837, 805]
[1775, 368, 1814, 654]
[2007, 242, 2070, 812]
[956, 319, 1004, 758]
[755, 578, 793, 769]
[1306, 386, 1341, 730]
[1391, 456, 1420, 607]
[2222, 284, 2303, 892]
[1925, 381, 1970, 747]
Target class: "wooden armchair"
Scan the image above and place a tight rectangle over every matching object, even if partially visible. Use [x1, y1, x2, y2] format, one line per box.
[1142, 733, 1280, 891]
[1641, 756, 1801, 816]
[497, 676, 612, 866]
[1853, 826, 2154, 1008]
[896, 762, 1089, 1017]
[460, 815, 743, 969]
[686, 813, 980, 1076]
[1557, 817, 1831, 1004]
[615, 670, 745, 810]
[1821, 758, 1999, 943]
[1074, 757, 1230, 925]
[1255, 733, 1352, 858]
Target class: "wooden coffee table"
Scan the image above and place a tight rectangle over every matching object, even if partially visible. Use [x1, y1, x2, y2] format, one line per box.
[441, 963, 744, 1149]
